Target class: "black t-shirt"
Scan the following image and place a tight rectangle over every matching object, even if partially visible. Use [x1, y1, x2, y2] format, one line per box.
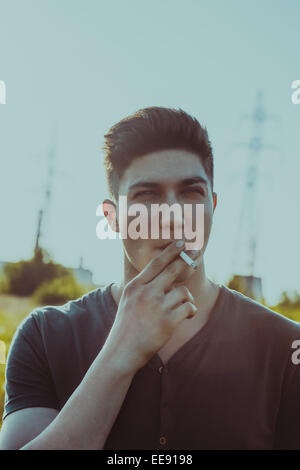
[2, 283, 300, 449]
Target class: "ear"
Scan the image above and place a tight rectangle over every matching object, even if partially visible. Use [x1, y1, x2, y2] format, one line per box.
[212, 192, 217, 212]
[102, 199, 120, 232]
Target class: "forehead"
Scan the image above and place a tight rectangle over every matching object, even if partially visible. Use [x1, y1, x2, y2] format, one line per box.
[119, 149, 207, 193]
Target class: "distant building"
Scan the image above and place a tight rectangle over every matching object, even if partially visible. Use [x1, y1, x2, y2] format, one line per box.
[72, 257, 94, 287]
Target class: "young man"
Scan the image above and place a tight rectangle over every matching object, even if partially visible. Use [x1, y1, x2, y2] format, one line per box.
[1, 107, 300, 450]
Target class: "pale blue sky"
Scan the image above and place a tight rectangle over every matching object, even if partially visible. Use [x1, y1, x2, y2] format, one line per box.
[0, 0, 299, 304]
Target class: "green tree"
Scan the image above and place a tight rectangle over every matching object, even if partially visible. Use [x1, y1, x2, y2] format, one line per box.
[3, 247, 70, 296]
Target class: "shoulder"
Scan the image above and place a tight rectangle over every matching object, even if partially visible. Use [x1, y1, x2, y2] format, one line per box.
[18, 284, 113, 340]
[220, 284, 300, 339]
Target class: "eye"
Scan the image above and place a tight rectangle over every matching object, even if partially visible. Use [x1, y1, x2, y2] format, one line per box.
[182, 188, 205, 196]
[134, 190, 157, 198]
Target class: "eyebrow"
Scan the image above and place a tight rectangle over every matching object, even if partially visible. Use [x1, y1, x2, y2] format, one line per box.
[128, 176, 208, 192]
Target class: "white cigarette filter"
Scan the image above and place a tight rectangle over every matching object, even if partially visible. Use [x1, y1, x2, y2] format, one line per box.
[179, 250, 198, 270]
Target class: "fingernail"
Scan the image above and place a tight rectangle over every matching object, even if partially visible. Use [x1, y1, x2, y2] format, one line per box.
[176, 240, 185, 248]
[191, 249, 201, 256]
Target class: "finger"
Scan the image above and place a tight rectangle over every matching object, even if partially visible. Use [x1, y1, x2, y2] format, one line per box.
[135, 240, 185, 285]
[172, 301, 198, 324]
[152, 249, 200, 292]
[162, 286, 195, 310]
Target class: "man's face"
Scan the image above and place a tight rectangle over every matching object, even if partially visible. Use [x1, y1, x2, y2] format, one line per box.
[107, 149, 217, 280]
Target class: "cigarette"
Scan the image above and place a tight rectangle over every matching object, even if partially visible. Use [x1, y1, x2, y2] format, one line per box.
[179, 250, 198, 270]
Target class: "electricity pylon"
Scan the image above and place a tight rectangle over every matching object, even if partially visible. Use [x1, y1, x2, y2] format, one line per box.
[34, 129, 57, 258]
[231, 92, 279, 301]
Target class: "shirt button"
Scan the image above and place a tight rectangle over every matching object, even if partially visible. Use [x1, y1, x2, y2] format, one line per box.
[158, 366, 164, 374]
[159, 436, 167, 445]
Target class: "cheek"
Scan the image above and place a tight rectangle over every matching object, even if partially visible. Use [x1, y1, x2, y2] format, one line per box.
[204, 206, 213, 229]
[203, 208, 213, 243]
[183, 204, 209, 235]
[202, 207, 214, 251]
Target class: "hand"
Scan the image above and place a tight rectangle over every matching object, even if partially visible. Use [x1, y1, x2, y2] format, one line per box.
[103, 241, 201, 372]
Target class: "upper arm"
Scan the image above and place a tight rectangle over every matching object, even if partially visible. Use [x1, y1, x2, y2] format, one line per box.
[1, 311, 60, 448]
[0, 407, 59, 449]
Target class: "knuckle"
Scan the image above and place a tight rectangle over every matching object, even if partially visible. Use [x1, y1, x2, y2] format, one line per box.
[186, 302, 197, 315]
[150, 257, 162, 269]
[166, 263, 177, 275]
[133, 285, 147, 302]
[180, 286, 189, 298]
[124, 279, 136, 294]
[141, 285, 151, 300]
[125, 280, 134, 291]
[154, 290, 164, 304]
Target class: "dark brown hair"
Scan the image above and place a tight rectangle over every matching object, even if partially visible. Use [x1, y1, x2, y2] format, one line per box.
[102, 106, 214, 201]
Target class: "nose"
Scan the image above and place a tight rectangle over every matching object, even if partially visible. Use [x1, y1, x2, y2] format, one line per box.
[165, 190, 178, 208]
[160, 191, 184, 240]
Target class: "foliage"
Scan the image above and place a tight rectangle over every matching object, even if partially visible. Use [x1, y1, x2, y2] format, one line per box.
[276, 290, 300, 310]
[3, 248, 70, 297]
[270, 291, 300, 323]
[33, 275, 87, 305]
[0, 276, 10, 295]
